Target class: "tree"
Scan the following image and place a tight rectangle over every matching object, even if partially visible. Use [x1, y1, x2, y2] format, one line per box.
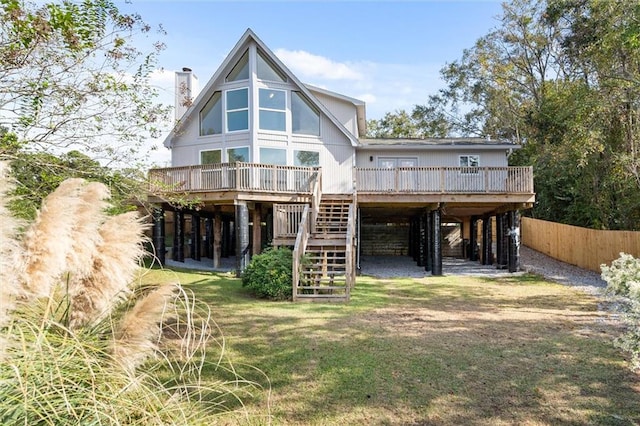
[366, 106, 452, 139]
[399, 0, 640, 230]
[0, 0, 171, 211]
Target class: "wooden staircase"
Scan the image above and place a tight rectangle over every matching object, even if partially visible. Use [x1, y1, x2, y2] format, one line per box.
[295, 198, 354, 302]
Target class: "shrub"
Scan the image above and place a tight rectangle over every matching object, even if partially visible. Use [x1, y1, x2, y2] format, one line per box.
[601, 252, 640, 370]
[242, 247, 293, 300]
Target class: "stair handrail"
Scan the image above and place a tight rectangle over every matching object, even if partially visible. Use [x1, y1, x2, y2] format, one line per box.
[345, 203, 356, 291]
[292, 204, 310, 301]
[310, 168, 322, 233]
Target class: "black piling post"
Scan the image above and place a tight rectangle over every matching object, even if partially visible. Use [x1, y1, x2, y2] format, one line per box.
[508, 210, 520, 272]
[482, 216, 491, 265]
[417, 215, 426, 267]
[469, 216, 478, 262]
[173, 209, 185, 263]
[431, 208, 443, 276]
[152, 207, 165, 266]
[191, 212, 201, 261]
[425, 212, 432, 272]
[235, 202, 250, 277]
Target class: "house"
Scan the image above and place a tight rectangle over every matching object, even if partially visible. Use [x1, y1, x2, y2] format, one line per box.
[148, 29, 535, 301]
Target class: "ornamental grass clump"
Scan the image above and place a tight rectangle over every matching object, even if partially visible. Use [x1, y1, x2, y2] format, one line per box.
[601, 253, 640, 370]
[0, 162, 260, 424]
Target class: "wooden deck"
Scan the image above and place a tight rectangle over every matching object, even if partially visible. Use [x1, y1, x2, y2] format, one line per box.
[149, 164, 533, 198]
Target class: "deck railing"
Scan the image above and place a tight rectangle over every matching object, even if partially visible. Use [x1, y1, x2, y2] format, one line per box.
[149, 162, 321, 194]
[274, 204, 308, 240]
[354, 166, 534, 194]
[150, 164, 533, 195]
[345, 203, 356, 291]
[292, 205, 310, 302]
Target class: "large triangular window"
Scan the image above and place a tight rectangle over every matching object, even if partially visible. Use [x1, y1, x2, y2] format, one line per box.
[200, 91, 222, 135]
[292, 91, 320, 136]
[257, 49, 287, 82]
[226, 50, 249, 82]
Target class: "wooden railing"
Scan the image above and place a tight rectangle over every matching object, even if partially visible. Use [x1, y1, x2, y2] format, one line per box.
[310, 171, 322, 233]
[149, 162, 321, 194]
[354, 166, 534, 194]
[344, 203, 356, 291]
[292, 205, 310, 302]
[274, 204, 307, 239]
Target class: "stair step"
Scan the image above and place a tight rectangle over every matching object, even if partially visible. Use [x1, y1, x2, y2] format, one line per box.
[294, 295, 349, 302]
[297, 286, 348, 292]
[307, 239, 347, 246]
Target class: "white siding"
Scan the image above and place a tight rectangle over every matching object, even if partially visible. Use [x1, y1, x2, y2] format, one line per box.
[312, 92, 359, 137]
[355, 148, 510, 168]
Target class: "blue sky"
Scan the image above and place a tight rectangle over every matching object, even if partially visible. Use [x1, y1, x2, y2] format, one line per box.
[119, 0, 504, 163]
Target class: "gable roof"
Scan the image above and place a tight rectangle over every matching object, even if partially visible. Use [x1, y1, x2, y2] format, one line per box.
[163, 28, 360, 148]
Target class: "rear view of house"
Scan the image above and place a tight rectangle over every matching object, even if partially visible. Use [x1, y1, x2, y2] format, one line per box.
[148, 29, 535, 301]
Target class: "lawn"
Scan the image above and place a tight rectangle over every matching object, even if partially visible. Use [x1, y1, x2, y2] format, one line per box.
[144, 267, 640, 425]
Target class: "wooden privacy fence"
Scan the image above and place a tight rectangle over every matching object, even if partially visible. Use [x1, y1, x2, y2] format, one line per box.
[521, 217, 640, 273]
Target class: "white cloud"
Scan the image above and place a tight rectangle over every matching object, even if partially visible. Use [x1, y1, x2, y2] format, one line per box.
[274, 49, 363, 81]
[270, 48, 447, 120]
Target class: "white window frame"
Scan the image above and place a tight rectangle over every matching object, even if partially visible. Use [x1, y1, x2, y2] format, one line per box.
[199, 149, 222, 164]
[226, 146, 250, 163]
[377, 157, 418, 168]
[459, 155, 480, 173]
[258, 88, 287, 132]
[225, 88, 249, 133]
[293, 150, 320, 167]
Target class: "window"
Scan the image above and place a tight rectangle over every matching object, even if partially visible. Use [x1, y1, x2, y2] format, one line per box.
[226, 50, 249, 82]
[227, 147, 249, 163]
[294, 150, 319, 166]
[378, 158, 417, 168]
[258, 88, 286, 132]
[200, 149, 221, 164]
[257, 50, 287, 82]
[292, 91, 320, 136]
[226, 88, 249, 132]
[260, 147, 286, 165]
[200, 92, 222, 136]
[459, 155, 480, 173]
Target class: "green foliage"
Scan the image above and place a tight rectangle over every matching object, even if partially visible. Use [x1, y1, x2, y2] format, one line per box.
[242, 247, 293, 300]
[0, 0, 173, 220]
[5, 148, 142, 219]
[372, 0, 640, 230]
[366, 104, 452, 139]
[601, 253, 640, 370]
[602, 253, 640, 300]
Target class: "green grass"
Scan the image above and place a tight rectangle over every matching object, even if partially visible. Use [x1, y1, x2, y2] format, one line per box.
[144, 267, 640, 425]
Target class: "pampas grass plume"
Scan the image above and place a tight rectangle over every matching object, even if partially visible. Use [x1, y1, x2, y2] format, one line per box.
[65, 182, 111, 279]
[69, 211, 150, 328]
[112, 283, 178, 374]
[21, 178, 86, 297]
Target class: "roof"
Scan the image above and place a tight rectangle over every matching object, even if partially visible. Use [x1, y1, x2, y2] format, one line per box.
[357, 137, 521, 150]
[164, 28, 360, 148]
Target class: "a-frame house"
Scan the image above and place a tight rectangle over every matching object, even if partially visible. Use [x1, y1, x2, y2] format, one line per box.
[148, 29, 535, 301]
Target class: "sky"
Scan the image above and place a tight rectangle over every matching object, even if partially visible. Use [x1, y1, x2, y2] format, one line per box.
[118, 0, 505, 164]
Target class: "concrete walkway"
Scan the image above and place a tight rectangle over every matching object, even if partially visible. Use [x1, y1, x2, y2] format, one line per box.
[163, 254, 519, 279]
